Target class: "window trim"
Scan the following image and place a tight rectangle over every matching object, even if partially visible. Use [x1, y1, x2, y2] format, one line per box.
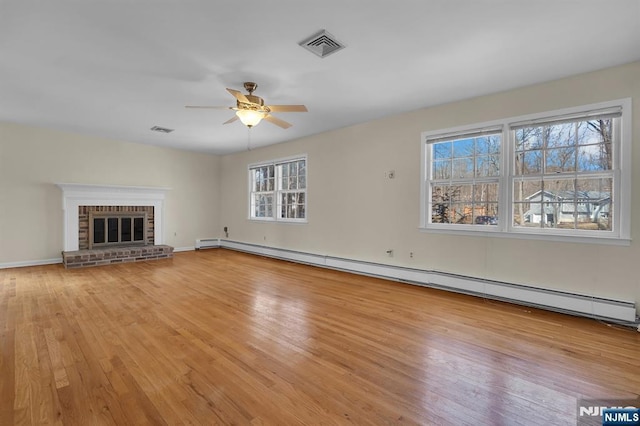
[420, 118, 508, 232]
[420, 99, 631, 245]
[248, 154, 308, 223]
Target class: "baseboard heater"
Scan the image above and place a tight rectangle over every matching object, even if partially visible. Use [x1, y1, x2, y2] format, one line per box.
[195, 238, 220, 250]
[212, 240, 638, 324]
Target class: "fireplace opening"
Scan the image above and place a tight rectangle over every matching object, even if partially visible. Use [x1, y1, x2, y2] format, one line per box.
[89, 212, 148, 249]
[79, 206, 154, 250]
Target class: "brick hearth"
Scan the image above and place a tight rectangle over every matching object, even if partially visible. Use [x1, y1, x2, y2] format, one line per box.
[62, 245, 173, 268]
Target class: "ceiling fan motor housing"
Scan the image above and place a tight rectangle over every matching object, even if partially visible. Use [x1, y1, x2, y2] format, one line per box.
[245, 95, 264, 107]
[243, 82, 258, 93]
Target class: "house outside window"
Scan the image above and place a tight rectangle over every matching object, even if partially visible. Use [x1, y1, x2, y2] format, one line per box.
[421, 99, 631, 244]
[249, 156, 307, 222]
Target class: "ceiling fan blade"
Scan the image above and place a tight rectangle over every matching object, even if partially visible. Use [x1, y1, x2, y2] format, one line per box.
[263, 114, 292, 129]
[226, 88, 250, 104]
[223, 115, 239, 125]
[267, 105, 308, 112]
[185, 105, 231, 110]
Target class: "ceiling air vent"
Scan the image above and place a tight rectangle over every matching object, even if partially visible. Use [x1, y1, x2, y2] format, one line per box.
[150, 126, 174, 133]
[299, 30, 345, 58]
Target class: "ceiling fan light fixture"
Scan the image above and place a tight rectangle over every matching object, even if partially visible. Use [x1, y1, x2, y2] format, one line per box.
[236, 109, 265, 128]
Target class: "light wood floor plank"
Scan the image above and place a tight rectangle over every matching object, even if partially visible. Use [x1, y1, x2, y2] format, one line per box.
[1, 249, 639, 425]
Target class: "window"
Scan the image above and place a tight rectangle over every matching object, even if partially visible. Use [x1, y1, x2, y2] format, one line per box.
[512, 114, 616, 232]
[428, 128, 502, 226]
[421, 99, 631, 243]
[249, 156, 307, 222]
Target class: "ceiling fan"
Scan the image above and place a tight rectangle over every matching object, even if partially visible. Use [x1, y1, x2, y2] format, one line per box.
[186, 82, 308, 129]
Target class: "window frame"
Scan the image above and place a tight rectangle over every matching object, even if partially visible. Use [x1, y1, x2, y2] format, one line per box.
[428, 125, 505, 231]
[248, 154, 308, 223]
[420, 99, 631, 245]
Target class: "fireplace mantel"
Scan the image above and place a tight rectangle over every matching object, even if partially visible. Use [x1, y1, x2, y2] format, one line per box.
[56, 183, 170, 252]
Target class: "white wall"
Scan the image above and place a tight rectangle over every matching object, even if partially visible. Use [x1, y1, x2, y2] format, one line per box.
[2, 62, 638, 307]
[219, 61, 640, 306]
[0, 123, 220, 264]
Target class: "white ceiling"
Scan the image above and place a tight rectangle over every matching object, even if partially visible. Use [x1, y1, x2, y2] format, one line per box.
[1, 1, 639, 155]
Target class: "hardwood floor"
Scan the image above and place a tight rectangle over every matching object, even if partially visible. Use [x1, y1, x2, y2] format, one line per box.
[1, 249, 638, 425]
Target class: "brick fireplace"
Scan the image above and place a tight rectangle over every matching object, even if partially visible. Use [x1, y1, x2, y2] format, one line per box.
[80, 206, 154, 250]
[56, 184, 173, 268]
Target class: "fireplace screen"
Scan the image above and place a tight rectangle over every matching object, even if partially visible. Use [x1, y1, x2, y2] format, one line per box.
[89, 212, 147, 249]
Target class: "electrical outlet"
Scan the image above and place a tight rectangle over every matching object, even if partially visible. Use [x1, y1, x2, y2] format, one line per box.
[409, 252, 414, 258]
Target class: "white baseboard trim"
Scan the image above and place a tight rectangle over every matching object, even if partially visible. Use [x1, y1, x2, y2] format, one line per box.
[173, 246, 196, 253]
[217, 239, 638, 324]
[0, 258, 62, 269]
[4, 240, 636, 324]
